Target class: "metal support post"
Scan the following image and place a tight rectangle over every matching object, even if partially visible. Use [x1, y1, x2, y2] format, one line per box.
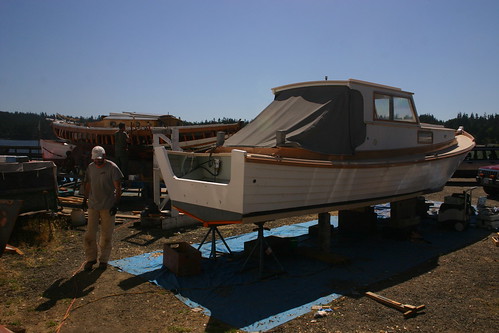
[197, 225, 233, 259]
[241, 222, 285, 278]
[318, 212, 331, 252]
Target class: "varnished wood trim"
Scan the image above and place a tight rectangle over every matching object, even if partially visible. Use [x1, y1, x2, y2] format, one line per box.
[217, 139, 459, 162]
[242, 133, 474, 169]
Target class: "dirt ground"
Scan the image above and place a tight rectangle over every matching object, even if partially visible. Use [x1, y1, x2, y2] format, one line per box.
[1, 178, 498, 333]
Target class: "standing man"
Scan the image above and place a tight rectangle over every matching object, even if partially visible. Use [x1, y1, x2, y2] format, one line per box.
[82, 146, 123, 271]
[114, 122, 130, 179]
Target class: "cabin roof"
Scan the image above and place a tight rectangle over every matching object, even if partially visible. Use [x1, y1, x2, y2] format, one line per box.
[272, 79, 412, 95]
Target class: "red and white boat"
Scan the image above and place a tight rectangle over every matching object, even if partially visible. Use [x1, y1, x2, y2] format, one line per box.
[39, 139, 76, 160]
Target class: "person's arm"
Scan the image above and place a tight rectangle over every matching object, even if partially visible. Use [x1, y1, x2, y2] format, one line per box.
[114, 180, 122, 204]
[109, 179, 122, 216]
[84, 181, 90, 199]
[81, 180, 90, 210]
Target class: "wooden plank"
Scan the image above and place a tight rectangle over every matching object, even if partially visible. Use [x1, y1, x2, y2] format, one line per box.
[58, 209, 138, 220]
[5, 244, 24, 255]
[365, 291, 425, 318]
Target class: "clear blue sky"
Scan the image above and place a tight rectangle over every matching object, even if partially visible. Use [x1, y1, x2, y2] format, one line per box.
[1, 0, 498, 122]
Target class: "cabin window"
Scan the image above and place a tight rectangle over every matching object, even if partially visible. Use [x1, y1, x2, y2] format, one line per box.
[418, 131, 433, 144]
[374, 93, 417, 123]
[374, 94, 390, 120]
[393, 97, 415, 122]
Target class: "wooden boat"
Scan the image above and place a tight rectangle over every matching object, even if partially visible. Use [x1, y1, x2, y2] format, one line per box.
[154, 79, 475, 224]
[49, 112, 243, 178]
[50, 112, 243, 159]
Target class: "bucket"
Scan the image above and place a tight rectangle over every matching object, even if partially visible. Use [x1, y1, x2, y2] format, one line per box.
[70, 208, 86, 226]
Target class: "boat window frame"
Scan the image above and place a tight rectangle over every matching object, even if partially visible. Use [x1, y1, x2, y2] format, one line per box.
[373, 92, 418, 124]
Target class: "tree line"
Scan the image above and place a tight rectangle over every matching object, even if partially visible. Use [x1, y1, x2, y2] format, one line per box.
[0, 111, 247, 140]
[419, 113, 499, 145]
[0, 110, 498, 144]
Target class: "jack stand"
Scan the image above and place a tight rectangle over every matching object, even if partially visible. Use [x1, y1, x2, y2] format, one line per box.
[241, 222, 285, 278]
[197, 225, 233, 259]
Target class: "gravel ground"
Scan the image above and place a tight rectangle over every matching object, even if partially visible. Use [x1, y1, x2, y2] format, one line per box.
[1, 178, 498, 332]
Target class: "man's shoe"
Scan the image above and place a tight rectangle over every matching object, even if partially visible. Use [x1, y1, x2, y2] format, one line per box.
[98, 262, 108, 270]
[84, 260, 97, 271]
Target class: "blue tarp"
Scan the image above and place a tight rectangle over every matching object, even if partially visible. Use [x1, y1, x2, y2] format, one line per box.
[110, 205, 487, 332]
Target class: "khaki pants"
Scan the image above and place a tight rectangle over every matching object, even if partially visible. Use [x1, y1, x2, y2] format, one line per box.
[84, 208, 115, 263]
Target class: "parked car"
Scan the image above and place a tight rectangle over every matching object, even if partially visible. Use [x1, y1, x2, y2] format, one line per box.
[476, 165, 499, 196]
[454, 145, 499, 178]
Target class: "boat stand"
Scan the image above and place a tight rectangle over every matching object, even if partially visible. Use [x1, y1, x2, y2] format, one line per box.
[241, 222, 285, 278]
[197, 225, 233, 259]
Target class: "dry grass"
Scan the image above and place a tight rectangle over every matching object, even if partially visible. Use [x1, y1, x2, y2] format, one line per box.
[10, 214, 69, 249]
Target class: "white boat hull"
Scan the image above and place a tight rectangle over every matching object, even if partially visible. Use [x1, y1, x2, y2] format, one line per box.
[154, 139, 471, 224]
[40, 139, 76, 160]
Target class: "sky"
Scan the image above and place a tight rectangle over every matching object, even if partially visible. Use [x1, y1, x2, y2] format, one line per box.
[1, 0, 498, 122]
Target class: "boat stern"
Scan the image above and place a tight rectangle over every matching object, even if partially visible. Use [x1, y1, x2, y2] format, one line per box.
[154, 147, 247, 224]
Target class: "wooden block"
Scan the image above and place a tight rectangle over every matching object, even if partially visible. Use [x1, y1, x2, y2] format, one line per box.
[163, 242, 201, 276]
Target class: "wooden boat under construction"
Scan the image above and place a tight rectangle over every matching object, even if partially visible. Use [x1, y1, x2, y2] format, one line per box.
[49, 112, 243, 170]
[154, 79, 475, 224]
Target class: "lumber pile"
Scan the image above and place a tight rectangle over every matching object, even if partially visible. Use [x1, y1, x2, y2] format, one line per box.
[57, 195, 140, 221]
[58, 196, 83, 206]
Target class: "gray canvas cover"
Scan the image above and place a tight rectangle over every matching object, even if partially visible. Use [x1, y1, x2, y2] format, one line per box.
[224, 85, 366, 155]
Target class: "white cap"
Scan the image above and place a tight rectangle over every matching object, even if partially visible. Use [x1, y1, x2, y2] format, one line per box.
[91, 146, 106, 159]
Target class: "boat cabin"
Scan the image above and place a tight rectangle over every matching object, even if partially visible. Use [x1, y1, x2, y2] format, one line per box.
[222, 79, 455, 157]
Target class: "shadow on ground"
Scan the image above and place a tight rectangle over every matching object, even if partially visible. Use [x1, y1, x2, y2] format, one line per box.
[111, 216, 489, 331]
[36, 269, 105, 311]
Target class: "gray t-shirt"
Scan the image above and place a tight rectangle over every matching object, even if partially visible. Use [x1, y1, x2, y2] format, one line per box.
[84, 160, 123, 210]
